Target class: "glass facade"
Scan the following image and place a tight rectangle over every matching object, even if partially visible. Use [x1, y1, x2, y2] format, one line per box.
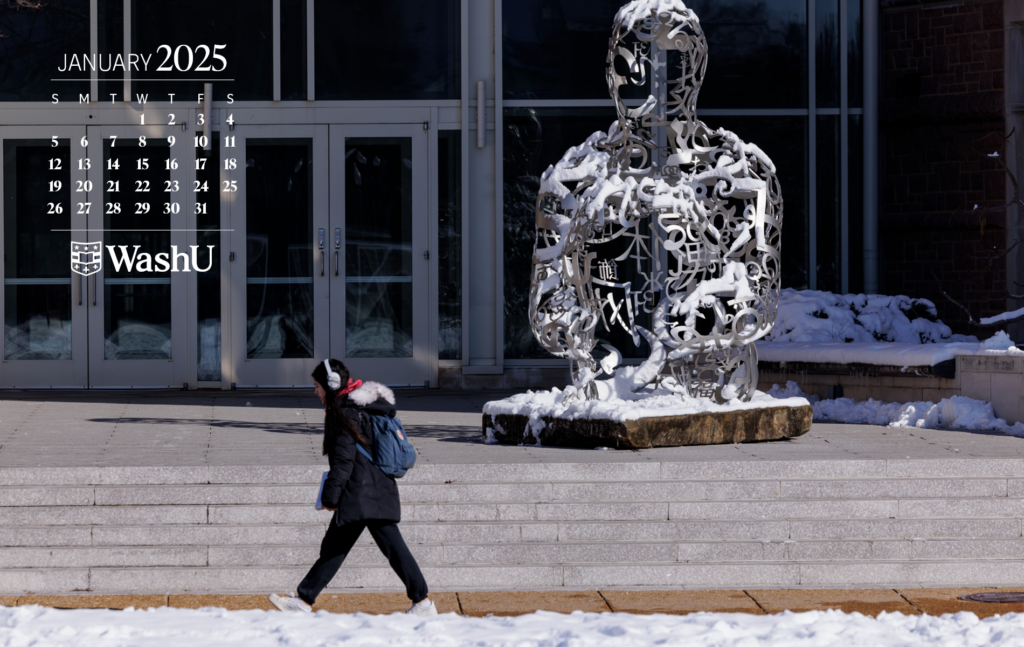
[0, 0, 872, 383]
[315, 0, 460, 101]
[0, 0, 90, 101]
[503, 0, 649, 101]
[3, 140, 73, 359]
[344, 137, 415, 358]
[102, 138, 174, 359]
[281, 0, 307, 101]
[438, 130, 462, 360]
[684, 0, 808, 109]
[245, 140, 314, 359]
[131, 0, 273, 101]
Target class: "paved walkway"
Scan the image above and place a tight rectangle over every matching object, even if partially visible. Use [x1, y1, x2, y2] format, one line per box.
[4, 588, 1024, 617]
[0, 389, 1021, 468]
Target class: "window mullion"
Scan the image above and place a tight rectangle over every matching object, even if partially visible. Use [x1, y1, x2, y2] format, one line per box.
[808, 0, 817, 291]
[840, 0, 850, 294]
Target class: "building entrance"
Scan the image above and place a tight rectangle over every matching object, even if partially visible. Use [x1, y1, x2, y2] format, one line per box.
[1, 118, 436, 390]
[0, 122, 204, 388]
[226, 123, 433, 388]
[329, 124, 432, 387]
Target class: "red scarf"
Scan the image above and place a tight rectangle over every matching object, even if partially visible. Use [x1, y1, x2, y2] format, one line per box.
[337, 378, 362, 397]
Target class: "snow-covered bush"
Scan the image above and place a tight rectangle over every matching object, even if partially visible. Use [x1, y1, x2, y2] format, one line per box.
[766, 289, 968, 344]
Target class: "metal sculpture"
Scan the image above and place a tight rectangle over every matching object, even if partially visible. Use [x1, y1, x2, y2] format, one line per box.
[529, 0, 783, 403]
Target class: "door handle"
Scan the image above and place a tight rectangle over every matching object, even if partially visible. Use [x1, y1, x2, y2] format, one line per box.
[90, 274, 96, 306]
[77, 274, 82, 306]
[334, 251, 338, 276]
[320, 250, 325, 277]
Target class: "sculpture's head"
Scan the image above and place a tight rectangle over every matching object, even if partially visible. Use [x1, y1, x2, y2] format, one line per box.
[606, 0, 708, 123]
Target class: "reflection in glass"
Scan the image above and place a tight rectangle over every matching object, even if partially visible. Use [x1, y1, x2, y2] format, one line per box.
[848, 0, 863, 108]
[131, 0, 272, 101]
[502, 0, 649, 101]
[315, 0, 459, 100]
[197, 140, 220, 380]
[709, 116, 809, 290]
[848, 114, 864, 293]
[503, 108, 653, 360]
[816, 0, 839, 108]
[246, 141, 313, 359]
[281, 0, 307, 101]
[103, 138, 172, 359]
[438, 131, 462, 360]
[816, 115, 840, 293]
[0, 0, 89, 101]
[345, 138, 413, 358]
[97, 0, 123, 100]
[683, 0, 807, 109]
[3, 141, 72, 359]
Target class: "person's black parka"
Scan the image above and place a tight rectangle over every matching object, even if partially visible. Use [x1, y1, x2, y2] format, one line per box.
[320, 381, 402, 525]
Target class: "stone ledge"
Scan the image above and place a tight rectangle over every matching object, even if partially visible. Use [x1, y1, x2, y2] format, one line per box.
[483, 406, 813, 450]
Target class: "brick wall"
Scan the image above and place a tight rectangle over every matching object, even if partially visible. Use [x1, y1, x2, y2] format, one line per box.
[880, 0, 1007, 334]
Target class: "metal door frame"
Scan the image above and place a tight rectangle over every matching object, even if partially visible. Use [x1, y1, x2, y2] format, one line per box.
[329, 123, 436, 387]
[226, 124, 329, 388]
[84, 121, 192, 388]
[0, 126, 90, 388]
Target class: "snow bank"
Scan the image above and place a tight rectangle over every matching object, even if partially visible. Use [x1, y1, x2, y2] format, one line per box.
[759, 331, 1022, 367]
[757, 288, 1024, 367]
[485, 387, 808, 428]
[768, 381, 1024, 436]
[4, 605, 1024, 647]
[768, 289, 961, 344]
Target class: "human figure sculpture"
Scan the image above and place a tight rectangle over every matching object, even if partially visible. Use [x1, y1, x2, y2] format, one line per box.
[529, 0, 783, 403]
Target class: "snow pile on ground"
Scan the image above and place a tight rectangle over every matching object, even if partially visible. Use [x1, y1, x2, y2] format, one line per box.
[768, 289, 971, 344]
[768, 381, 1024, 436]
[5, 606, 1024, 647]
[758, 331, 1021, 367]
[484, 387, 809, 427]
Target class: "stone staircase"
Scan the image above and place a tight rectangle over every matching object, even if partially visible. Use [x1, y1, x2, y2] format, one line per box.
[2, 460, 1024, 593]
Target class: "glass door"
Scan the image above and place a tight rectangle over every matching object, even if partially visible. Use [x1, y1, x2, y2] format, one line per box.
[329, 124, 433, 386]
[84, 124, 192, 387]
[0, 127, 89, 388]
[227, 125, 329, 387]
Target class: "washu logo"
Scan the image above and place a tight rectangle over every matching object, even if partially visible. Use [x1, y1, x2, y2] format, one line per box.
[70, 242, 103, 277]
[70, 244, 215, 276]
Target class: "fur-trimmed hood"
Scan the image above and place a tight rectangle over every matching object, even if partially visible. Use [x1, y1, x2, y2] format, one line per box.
[347, 380, 396, 408]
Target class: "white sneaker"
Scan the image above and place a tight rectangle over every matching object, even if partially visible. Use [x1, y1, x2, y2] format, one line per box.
[407, 599, 438, 617]
[269, 593, 312, 613]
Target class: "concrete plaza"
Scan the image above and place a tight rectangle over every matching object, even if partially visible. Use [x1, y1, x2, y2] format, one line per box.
[0, 388, 1019, 468]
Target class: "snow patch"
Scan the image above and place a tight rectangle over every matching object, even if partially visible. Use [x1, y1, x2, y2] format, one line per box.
[4, 605, 1024, 646]
[485, 386, 808, 424]
[768, 381, 1024, 436]
[768, 289, 959, 344]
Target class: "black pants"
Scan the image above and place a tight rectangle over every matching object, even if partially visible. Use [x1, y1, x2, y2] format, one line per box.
[297, 519, 428, 605]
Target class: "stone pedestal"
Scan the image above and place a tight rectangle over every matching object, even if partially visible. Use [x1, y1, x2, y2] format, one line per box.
[483, 405, 813, 449]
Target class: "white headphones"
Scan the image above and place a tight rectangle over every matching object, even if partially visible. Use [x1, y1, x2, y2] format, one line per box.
[323, 359, 342, 390]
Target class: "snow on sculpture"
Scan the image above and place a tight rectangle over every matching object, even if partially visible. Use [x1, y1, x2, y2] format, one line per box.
[529, 0, 783, 404]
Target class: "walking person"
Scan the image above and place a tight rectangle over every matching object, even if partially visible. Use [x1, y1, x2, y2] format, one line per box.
[269, 359, 436, 616]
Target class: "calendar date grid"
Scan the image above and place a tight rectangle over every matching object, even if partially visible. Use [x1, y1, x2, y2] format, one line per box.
[45, 112, 238, 223]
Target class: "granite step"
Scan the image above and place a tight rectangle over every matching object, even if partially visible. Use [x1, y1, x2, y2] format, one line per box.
[1, 460, 1023, 488]
[1, 461, 1024, 593]
[0, 516, 1019, 548]
[8, 558, 1024, 593]
[1, 480, 1019, 506]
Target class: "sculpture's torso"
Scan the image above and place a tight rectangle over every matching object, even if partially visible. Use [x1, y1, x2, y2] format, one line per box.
[529, 0, 783, 403]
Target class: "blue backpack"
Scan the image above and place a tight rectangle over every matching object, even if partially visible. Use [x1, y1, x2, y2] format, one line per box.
[355, 414, 417, 478]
